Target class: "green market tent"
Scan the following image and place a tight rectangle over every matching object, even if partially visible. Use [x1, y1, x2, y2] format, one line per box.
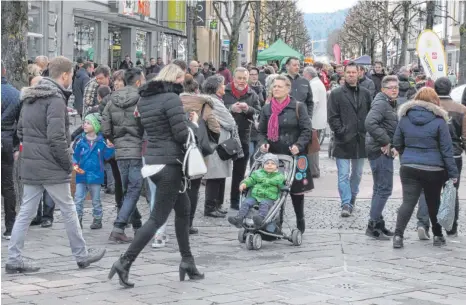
[257, 39, 304, 62]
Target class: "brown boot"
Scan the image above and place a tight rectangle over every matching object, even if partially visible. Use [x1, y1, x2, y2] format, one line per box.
[109, 231, 133, 243]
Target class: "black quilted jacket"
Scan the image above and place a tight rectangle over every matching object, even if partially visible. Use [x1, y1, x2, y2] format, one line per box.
[137, 81, 189, 165]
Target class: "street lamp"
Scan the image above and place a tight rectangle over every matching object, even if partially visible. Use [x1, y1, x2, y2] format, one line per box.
[186, 0, 198, 63]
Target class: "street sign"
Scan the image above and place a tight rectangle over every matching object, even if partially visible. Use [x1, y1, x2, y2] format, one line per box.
[223, 39, 230, 46]
[237, 44, 243, 52]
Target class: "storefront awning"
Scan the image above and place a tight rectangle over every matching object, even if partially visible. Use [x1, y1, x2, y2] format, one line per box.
[74, 9, 186, 38]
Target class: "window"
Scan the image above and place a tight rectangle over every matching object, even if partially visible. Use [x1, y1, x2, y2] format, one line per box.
[28, 1, 43, 60]
[74, 18, 97, 62]
[448, 52, 452, 67]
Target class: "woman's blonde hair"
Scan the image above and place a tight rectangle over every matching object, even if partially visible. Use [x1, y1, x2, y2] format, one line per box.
[413, 87, 440, 106]
[28, 64, 41, 77]
[155, 64, 184, 82]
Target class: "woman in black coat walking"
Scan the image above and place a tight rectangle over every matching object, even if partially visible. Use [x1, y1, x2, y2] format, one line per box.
[258, 75, 313, 233]
[108, 64, 204, 288]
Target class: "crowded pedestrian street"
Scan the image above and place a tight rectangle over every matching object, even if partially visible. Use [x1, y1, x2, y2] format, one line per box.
[2, 141, 466, 305]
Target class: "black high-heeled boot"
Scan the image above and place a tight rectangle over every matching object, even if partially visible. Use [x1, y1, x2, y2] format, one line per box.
[108, 254, 135, 288]
[179, 257, 205, 281]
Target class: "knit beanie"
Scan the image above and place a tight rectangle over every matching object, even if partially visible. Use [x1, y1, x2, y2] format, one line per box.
[262, 153, 279, 168]
[84, 113, 101, 133]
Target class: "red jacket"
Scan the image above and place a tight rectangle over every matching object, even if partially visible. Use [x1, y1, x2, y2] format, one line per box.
[320, 71, 330, 91]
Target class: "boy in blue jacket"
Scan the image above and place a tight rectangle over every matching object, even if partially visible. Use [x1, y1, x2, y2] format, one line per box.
[73, 113, 115, 229]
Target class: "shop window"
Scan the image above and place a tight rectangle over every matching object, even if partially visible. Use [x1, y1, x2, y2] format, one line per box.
[136, 30, 148, 62]
[74, 18, 97, 62]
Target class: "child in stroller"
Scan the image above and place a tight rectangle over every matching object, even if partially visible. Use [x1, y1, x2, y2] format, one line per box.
[228, 154, 285, 228]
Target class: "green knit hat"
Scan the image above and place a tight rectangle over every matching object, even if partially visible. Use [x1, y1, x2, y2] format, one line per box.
[84, 113, 101, 133]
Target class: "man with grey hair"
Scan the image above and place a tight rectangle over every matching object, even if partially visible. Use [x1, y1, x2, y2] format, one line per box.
[303, 66, 327, 178]
[364, 75, 400, 240]
[223, 67, 261, 210]
[397, 66, 416, 104]
[188, 61, 205, 85]
[6, 56, 106, 273]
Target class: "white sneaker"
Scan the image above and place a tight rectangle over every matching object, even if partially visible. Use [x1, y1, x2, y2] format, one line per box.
[417, 226, 431, 240]
[151, 234, 168, 248]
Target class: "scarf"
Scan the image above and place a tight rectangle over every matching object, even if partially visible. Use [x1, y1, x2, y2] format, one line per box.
[231, 82, 249, 99]
[268, 95, 291, 142]
[208, 95, 236, 132]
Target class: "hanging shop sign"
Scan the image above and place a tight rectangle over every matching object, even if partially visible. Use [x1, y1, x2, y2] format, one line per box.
[195, 1, 206, 27]
[416, 30, 447, 80]
[210, 20, 218, 30]
[167, 0, 186, 32]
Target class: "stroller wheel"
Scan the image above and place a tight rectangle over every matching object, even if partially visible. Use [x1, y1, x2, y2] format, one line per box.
[291, 229, 303, 246]
[245, 234, 254, 250]
[253, 234, 262, 250]
[238, 228, 246, 243]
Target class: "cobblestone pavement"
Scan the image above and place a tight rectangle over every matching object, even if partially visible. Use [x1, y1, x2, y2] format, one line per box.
[2, 141, 466, 305]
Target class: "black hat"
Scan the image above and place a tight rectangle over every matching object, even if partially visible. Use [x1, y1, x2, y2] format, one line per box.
[434, 77, 452, 96]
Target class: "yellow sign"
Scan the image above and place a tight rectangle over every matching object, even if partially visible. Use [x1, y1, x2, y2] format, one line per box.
[167, 0, 186, 32]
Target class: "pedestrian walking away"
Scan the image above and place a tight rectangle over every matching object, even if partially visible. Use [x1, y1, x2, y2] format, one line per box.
[364, 75, 399, 240]
[6, 56, 106, 274]
[416, 77, 466, 239]
[392, 87, 458, 249]
[327, 62, 372, 217]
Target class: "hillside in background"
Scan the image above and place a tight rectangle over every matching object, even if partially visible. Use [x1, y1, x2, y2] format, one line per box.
[304, 9, 349, 56]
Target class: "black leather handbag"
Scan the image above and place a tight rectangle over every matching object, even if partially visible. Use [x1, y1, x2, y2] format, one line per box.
[216, 128, 243, 161]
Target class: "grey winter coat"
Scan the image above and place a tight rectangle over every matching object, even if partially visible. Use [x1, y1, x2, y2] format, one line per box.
[359, 75, 376, 98]
[18, 78, 73, 184]
[364, 92, 398, 160]
[102, 86, 144, 160]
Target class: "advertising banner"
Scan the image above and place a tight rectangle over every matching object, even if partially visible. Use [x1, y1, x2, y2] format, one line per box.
[195, 1, 206, 27]
[333, 44, 341, 64]
[167, 0, 186, 32]
[416, 30, 447, 80]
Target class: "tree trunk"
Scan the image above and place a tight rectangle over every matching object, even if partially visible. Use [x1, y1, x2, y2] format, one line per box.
[251, 1, 261, 65]
[459, 1, 466, 85]
[227, 1, 249, 69]
[426, 0, 435, 30]
[1, 1, 28, 90]
[382, 42, 388, 67]
[382, 1, 389, 66]
[398, 1, 410, 66]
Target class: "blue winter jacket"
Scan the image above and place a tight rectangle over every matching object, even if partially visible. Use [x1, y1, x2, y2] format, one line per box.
[393, 100, 458, 178]
[72, 133, 115, 184]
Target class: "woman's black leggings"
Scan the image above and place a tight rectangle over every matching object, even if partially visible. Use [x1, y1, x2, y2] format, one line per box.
[124, 165, 192, 259]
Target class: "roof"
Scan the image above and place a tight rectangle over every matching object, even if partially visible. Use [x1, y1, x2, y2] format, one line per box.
[257, 39, 304, 62]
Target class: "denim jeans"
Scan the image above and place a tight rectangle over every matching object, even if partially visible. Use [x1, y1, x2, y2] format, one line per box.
[336, 158, 365, 207]
[395, 166, 447, 238]
[238, 197, 274, 218]
[8, 184, 88, 264]
[369, 155, 394, 221]
[74, 183, 102, 219]
[113, 159, 143, 232]
[417, 157, 462, 232]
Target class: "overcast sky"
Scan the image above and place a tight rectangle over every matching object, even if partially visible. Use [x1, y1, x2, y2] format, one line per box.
[297, 0, 358, 13]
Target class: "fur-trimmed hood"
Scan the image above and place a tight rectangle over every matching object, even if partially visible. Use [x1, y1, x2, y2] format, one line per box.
[20, 78, 71, 104]
[138, 80, 183, 97]
[179, 92, 214, 109]
[398, 100, 449, 125]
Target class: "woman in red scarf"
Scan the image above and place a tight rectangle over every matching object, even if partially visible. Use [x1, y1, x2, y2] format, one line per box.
[258, 75, 313, 234]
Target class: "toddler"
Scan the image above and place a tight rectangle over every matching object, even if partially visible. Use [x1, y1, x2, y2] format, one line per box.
[228, 153, 285, 228]
[73, 113, 115, 229]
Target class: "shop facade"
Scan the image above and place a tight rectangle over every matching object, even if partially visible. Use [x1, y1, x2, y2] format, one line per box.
[27, 0, 187, 68]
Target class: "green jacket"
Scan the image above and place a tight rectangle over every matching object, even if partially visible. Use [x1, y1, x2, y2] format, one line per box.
[243, 169, 285, 202]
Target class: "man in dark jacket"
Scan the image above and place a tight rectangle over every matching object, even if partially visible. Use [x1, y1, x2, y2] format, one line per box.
[146, 57, 164, 75]
[6, 56, 105, 274]
[416, 77, 466, 239]
[1, 62, 21, 240]
[370, 61, 386, 94]
[248, 66, 265, 165]
[201, 62, 213, 79]
[285, 57, 314, 118]
[102, 68, 146, 243]
[364, 75, 399, 240]
[72, 62, 92, 118]
[397, 66, 417, 105]
[223, 67, 261, 211]
[358, 66, 376, 98]
[119, 55, 134, 70]
[328, 62, 372, 217]
[188, 61, 205, 86]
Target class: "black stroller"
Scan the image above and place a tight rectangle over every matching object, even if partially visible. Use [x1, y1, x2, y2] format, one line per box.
[237, 153, 302, 250]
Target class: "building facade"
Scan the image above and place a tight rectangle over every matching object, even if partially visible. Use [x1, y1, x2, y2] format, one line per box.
[28, 0, 187, 69]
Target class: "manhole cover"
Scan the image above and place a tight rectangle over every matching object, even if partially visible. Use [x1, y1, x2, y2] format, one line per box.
[336, 283, 358, 289]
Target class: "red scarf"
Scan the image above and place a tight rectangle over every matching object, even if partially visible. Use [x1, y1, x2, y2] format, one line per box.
[268, 96, 291, 142]
[231, 82, 249, 99]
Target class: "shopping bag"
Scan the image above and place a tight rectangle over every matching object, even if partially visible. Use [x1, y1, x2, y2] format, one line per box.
[437, 179, 457, 231]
